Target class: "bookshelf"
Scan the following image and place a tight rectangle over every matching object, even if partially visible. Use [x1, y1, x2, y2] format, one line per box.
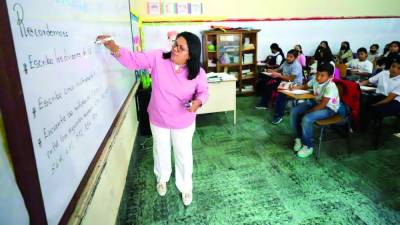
[202, 29, 260, 95]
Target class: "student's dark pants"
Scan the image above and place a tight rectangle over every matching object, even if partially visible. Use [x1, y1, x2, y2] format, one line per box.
[361, 94, 400, 128]
[274, 93, 288, 118]
[258, 76, 281, 107]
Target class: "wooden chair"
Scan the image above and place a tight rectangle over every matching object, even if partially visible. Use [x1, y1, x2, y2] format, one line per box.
[314, 81, 356, 159]
[335, 63, 348, 79]
[315, 115, 352, 159]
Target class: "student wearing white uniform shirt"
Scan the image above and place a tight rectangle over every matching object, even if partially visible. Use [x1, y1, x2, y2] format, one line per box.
[360, 61, 400, 126]
[347, 48, 373, 80]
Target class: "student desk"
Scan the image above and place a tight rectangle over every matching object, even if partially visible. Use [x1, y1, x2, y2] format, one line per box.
[345, 69, 371, 81]
[257, 62, 267, 73]
[197, 73, 237, 125]
[278, 90, 315, 100]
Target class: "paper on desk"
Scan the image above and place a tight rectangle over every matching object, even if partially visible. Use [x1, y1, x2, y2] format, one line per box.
[206, 72, 237, 81]
[360, 86, 377, 91]
[285, 89, 311, 95]
[261, 71, 273, 76]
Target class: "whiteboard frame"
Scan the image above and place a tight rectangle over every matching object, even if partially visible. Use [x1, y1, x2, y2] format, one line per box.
[0, 1, 137, 224]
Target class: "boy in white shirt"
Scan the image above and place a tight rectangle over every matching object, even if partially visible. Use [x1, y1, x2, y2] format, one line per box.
[289, 62, 340, 158]
[360, 61, 400, 125]
[347, 47, 373, 80]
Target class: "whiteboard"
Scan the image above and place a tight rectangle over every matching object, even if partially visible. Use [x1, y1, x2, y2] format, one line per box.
[5, 0, 135, 224]
[141, 18, 400, 60]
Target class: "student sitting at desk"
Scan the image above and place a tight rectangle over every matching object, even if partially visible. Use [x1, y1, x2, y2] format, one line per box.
[376, 41, 400, 72]
[263, 43, 285, 69]
[309, 48, 336, 79]
[313, 41, 333, 63]
[289, 62, 340, 158]
[294, 44, 306, 67]
[336, 41, 353, 64]
[256, 49, 303, 110]
[359, 61, 400, 128]
[368, 44, 380, 65]
[346, 47, 373, 80]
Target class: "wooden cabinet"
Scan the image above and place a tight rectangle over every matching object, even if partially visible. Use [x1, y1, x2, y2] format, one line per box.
[202, 29, 260, 95]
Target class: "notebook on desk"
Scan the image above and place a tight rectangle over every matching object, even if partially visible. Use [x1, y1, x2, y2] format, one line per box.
[360, 86, 377, 91]
[206, 72, 237, 82]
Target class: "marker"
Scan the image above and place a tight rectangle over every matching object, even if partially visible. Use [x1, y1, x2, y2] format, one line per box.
[95, 37, 113, 44]
[184, 101, 192, 109]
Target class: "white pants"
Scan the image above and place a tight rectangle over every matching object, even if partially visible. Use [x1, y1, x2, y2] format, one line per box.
[150, 122, 195, 193]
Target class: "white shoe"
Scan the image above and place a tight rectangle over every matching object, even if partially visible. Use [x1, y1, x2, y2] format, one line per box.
[293, 138, 302, 152]
[182, 192, 193, 206]
[297, 146, 313, 158]
[156, 182, 167, 196]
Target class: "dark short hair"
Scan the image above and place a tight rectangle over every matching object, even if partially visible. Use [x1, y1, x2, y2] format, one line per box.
[370, 44, 379, 49]
[391, 55, 400, 65]
[357, 47, 368, 54]
[317, 61, 334, 75]
[391, 60, 400, 66]
[287, 49, 299, 57]
[162, 31, 202, 80]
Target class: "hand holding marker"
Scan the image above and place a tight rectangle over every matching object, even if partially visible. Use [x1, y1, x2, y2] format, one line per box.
[185, 101, 193, 109]
[95, 35, 120, 57]
[95, 36, 113, 44]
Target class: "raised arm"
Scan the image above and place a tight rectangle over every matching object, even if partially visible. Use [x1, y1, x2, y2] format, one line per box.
[96, 35, 157, 71]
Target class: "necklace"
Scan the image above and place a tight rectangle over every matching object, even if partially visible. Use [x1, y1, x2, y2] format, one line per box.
[173, 63, 183, 74]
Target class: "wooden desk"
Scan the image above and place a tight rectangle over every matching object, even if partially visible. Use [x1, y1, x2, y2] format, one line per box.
[278, 90, 315, 100]
[197, 73, 237, 125]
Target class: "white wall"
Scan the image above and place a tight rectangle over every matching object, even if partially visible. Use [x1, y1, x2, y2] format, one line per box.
[0, 112, 30, 225]
[141, 18, 400, 60]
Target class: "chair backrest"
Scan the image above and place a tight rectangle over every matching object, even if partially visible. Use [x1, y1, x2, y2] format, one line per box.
[333, 79, 361, 128]
[335, 63, 348, 79]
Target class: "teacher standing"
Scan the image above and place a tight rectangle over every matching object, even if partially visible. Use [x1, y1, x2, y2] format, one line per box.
[97, 32, 208, 206]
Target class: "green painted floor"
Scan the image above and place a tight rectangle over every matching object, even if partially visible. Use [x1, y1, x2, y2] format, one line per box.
[117, 96, 400, 225]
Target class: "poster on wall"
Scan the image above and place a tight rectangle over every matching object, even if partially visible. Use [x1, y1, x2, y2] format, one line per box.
[148, 1, 203, 16]
[147, 1, 161, 15]
[163, 2, 176, 15]
[176, 2, 189, 15]
[190, 3, 203, 15]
